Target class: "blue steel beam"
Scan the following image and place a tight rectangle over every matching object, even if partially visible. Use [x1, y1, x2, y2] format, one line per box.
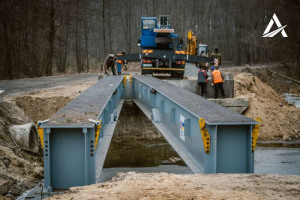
[132, 75, 257, 174]
[41, 76, 125, 191]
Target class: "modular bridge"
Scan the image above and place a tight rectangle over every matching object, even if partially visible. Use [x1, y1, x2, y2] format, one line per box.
[39, 75, 260, 191]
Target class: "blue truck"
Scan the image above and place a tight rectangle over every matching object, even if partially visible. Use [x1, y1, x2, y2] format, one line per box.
[117, 15, 209, 79]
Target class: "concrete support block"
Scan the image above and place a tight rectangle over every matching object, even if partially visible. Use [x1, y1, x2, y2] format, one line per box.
[209, 98, 249, 114]
[165, 76, 234, 98]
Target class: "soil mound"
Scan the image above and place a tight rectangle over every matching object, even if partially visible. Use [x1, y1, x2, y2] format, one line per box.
[235, 73, 300, 140]
[49, 172, 300, 200]
[13, 96, 71, 123]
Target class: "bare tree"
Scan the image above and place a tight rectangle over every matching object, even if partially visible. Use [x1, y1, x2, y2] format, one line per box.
[0, 0, 299, 80]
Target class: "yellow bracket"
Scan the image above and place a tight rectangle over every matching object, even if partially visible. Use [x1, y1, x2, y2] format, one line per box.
[199, 118, 210, 153]
[123, 75, 127, 87]
[129, 74, 132, 84]
[94, 120, 102, 150]
[252, 117, 261, 152]
[37, 122, 44, 149]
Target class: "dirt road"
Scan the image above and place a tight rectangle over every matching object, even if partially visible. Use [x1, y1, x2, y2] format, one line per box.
[0, 73, 98, 97]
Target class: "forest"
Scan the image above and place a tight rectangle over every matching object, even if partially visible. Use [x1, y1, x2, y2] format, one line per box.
[0, 0, 299, 80]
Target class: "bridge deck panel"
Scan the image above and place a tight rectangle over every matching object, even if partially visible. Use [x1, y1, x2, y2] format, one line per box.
[42, 76, 124, 128]
[134, 75, 255, 124]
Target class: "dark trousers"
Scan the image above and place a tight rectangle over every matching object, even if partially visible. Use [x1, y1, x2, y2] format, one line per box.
[199, 83, 207, 97]
[214, 82, 225, 98]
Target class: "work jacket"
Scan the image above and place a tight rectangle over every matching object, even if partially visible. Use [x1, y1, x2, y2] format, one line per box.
[197, 69, 208, 83]
[210, 52, 222, 65]
[117, 53, 124, 64]
[212, 70, 223, 84]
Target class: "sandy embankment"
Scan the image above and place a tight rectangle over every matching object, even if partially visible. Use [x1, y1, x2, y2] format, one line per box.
[235, 73, 300, 141]
[48, 172, 300, 200]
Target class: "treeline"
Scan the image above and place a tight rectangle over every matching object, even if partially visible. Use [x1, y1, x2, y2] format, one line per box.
[0, 0, 299, 80]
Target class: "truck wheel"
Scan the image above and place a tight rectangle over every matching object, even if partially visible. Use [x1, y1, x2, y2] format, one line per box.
[171, 72, 178, 78]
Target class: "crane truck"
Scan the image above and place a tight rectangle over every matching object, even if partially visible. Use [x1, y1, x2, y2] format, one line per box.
[116, 15, 210, 78]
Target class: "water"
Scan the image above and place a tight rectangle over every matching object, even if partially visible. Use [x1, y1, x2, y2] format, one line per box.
[103, 139, 186, 168]
[284, 93, 300, 108]
[99, 139, 300, 183]
[255, 146, 300, 175]
[99, 139, 192, 182]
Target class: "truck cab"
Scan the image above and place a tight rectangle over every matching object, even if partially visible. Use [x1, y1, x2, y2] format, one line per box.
[139, 17, 157, 48]
[139, 16, 185, 78]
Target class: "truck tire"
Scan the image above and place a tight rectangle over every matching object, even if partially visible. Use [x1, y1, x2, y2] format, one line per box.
[171, 72, 184, 79]
[171, 72, 179, 78]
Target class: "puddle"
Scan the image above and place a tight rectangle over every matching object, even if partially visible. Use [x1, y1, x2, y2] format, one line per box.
[283, 93, 300, 108]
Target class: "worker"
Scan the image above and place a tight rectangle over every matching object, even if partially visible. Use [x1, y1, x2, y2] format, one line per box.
[210, 48, 222, 68]
[211, 66, 225, 98]
[104, 54, 116, 75]
[197, 65, 208, 98]
[116, 50, 126, 75]
[198, 50, 209, 68]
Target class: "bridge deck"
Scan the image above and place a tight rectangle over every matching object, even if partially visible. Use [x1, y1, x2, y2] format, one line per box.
[134, 75, 255, 125]
[42, 76, 123, 128]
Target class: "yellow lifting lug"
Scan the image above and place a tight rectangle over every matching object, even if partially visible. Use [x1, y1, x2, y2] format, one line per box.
[123, 75, 127, 87]
[129, 74, 132, 84]
[252, 117, 261, 153]
[37, 122, 44, 149]
[94, 120, 102, 150]
[199, 118, 211, 153]
[36, 119, 49, 149]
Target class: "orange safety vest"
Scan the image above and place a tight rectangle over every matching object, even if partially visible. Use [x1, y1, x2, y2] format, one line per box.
[117, 53, 124, 64]
[212, 70, 223, 84]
